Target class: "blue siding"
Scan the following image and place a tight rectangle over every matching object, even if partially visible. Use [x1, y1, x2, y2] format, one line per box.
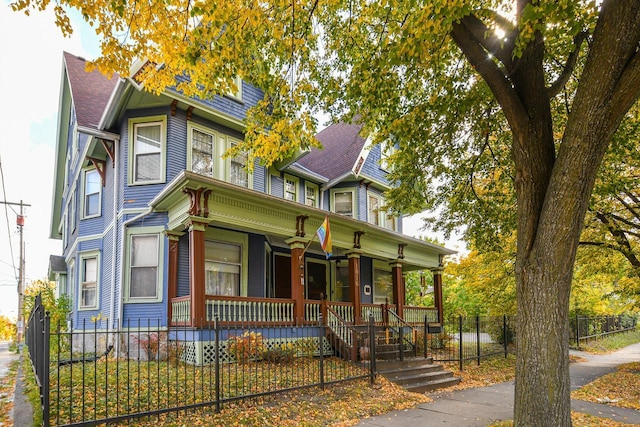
[359, 144, 390, 186]
[360, 256, 373, 304]
[253, 162, 266, 193]
[271, 174, 284, 198]
[248, 234, 265, 297]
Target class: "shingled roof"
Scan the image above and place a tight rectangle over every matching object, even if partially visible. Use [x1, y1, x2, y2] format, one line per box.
[63, 52, 119, 130]
[298, 121, 366, 181]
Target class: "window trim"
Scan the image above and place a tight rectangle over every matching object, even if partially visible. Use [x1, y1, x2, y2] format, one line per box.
[224, 75, 243, 101]
[128, 115, 167, 186]
[69, 188, 77, 231]
[204, 228, 249, 296]
[227, 136, 252, 189]
[305, 182, 319, 207]
[284, 174, 299, 203]
[82, 169, 102, 219]
[78, 251, 100, 310]
[367, 191, 384, 227]
[379, 142, 396, 172]
[124, 227, 165, 303]
[372, 260, 394, 304]
[330, 188, 357, 217]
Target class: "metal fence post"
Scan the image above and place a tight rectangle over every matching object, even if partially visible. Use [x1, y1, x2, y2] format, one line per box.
[368, 314, 376, 383]
[503, 315, 508, 358]
[399, 325, 404, 361]
[458, 315, 463, 372]
[43, 311, 50, 427]
[576, 314, 580, 349]
[214, 316, 221, 413]
[423, 315, 428, 359]
[319, 314, 325, 390]
[476, 315, 481, 366]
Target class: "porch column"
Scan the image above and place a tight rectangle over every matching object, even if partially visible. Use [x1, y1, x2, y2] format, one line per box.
[285, 237, 308, 324]
[164, 230, 184, 325]
[432, 267, 444, 324]
[346, 250, 362, 324]
[185, 217, 210, 327]
[391, 262, 405, 319]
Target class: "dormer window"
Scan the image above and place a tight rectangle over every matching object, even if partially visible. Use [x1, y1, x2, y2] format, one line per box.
[229, 138, 249, 188]
[284, 174, 299, 202]
[332, 189, 356, 217]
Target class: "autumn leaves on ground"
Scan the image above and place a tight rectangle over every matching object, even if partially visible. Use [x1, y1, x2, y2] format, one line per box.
[8, 330, 640, 427]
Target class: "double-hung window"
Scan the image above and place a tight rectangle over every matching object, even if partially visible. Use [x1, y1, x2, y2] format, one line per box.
[83, 169, 101, 217]
[79, 253, 99, 309]
[284, 174, 298, 202]
[129, 233, 160, 300]
[205, 240, 241, 296]
[332, 189, 355, 217]
[368, 193, 382, 226]
[229, 139, 249, 188]
[305, 182, 319, 207]
[373, 261, 393, 304]
[130, 116, 166, 185]
[191, 128, 215, 177]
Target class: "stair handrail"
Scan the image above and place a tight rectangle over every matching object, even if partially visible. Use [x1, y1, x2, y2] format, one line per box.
[387, 308, 417, 353]
[326, 305, 357, 347]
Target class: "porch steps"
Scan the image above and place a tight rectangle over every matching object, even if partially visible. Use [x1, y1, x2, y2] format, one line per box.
[377, 357, 461, 393]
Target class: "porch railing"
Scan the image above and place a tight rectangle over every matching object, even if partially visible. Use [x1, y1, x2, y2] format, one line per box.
[328, 301, 355, 323]
[403, 306, 439, 324]
[171, 296, 191, 324]
[205, 296, 296, 323]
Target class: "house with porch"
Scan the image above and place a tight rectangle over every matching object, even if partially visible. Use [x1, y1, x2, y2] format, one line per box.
[48, 51, 455, 361]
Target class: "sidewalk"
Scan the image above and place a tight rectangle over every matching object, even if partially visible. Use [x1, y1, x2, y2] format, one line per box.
[356, 342, 640, 426]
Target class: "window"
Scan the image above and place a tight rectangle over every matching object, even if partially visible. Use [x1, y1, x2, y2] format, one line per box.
[68, 258, 75, 303]
[368, 193, 382, 226]
[305, 182, 319, 207]
[226, 75, 243, 100]
[334, 262, 350, 302]
[129, 234, 160, 299]
[83, 169, 101, 218]
[332, 189, 355, 217]
[129, 116, 166, 185]
[229, 139, 249, 188]
[380, 142, 396, 172]
[373, 262, 393, 304]
[205, 240, 241, 296]
[69, 189, 77, 231]
[79, 253, 99, 309]
[191, 128, 215, 177]
[284, 174, 298, 202]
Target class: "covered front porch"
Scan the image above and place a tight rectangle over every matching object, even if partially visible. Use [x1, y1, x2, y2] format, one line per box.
[150, 171, 455, 330]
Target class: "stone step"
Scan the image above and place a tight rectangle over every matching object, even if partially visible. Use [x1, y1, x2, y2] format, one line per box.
[403, 376, 462, 393]
[377, 357, 461, 393]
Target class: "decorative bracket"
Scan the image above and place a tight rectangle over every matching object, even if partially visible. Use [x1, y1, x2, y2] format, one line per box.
[296, 215, 309, 237]
[353, 231, 365, 249]
[171, 99, 179, 116]
[86, 156, 107, 186]
[100, 139, 115, 167]
[397, 243, 407, 259]
[187, 106, 194, 121]
[183, 187, 212, 217]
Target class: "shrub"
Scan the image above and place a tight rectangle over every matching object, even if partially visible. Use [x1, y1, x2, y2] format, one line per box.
[227, 331, 266, 363]
[263, 342, 296, 364]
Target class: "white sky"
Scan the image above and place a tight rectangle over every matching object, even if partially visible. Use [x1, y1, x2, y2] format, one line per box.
[0, 2, 465, 320]
[0, 2, 100, 319]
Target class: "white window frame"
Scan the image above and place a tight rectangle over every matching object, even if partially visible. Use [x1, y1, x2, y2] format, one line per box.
[225, 75, 243, 101]
[78, 251, 100, 310]
[284, 174, 299, 202]
[125, 227, 165, 303]
[331, 188, 357, 217]
[305, 182, 319, 207]
[227, 137, 251, 189]
[82, 169, 101, 219]
[69, 188, 77, 231]
[367, 192, 384, 227]
[128, 116, 167, 185]
[372, 260, 394, 304]
[379, 142, 396, 172]
[204, 228, 249, 296]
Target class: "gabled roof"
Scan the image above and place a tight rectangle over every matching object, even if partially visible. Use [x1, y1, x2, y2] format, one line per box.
[298, 121, 366, 181]
[63, 52, 119, 130]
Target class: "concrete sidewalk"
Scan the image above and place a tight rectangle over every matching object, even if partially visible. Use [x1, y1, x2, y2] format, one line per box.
[356, 343, 640, 426]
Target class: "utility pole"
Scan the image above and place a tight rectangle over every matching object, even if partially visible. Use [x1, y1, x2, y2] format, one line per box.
[0, 199, 31, 344]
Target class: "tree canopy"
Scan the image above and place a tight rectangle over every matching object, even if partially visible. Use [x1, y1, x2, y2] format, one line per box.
[12, 0, 640, 425]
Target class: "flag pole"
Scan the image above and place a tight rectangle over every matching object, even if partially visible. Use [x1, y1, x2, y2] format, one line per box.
[300, 234, 316, 259]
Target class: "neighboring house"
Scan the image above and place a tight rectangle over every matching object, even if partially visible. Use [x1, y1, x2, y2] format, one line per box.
[48, 52, 455, 352]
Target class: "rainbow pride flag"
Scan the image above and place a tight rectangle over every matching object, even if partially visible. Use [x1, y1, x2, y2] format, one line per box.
[316, 215, 333, 259]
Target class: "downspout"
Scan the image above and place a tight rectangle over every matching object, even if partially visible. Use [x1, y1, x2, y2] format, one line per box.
[109, 137, 120, 330]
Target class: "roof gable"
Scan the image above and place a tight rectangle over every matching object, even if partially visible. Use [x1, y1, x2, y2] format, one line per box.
[63, 52, 119, 130]
[298, 121, 366, 181]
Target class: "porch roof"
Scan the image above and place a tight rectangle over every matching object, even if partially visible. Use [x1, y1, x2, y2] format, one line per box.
[150, 170, 456, 270]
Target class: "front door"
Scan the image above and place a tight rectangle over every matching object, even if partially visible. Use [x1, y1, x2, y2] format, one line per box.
[306, 259, 329, 300]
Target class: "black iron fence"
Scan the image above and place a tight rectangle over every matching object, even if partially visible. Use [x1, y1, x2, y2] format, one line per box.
[26, 313, 379, 426]
[416, 315, 515, 371]
[571, 314, 638, 347]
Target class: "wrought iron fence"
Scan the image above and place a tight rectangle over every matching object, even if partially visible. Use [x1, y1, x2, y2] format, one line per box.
[571, 314, 638, 347]
[414, 315, 515, 371]
[26, 312, 376, 427]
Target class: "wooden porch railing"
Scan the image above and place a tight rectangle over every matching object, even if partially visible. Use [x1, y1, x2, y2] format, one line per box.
[170, 296, 440, 328]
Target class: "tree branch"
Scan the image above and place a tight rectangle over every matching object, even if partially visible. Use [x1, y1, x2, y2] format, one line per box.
[546, 31, 590, 98]
[450, 15, 528, 137]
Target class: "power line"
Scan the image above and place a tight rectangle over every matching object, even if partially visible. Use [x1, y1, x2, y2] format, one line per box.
[0, 153, 18, 281]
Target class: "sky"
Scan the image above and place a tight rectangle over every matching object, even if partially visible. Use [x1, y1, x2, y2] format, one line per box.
[0, 2, 465, 320]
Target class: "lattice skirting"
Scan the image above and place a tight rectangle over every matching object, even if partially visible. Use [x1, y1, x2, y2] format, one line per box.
[177, 336, 334, 366]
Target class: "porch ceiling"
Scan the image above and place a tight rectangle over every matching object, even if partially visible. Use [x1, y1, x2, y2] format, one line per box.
[150, 170, 456, 270]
